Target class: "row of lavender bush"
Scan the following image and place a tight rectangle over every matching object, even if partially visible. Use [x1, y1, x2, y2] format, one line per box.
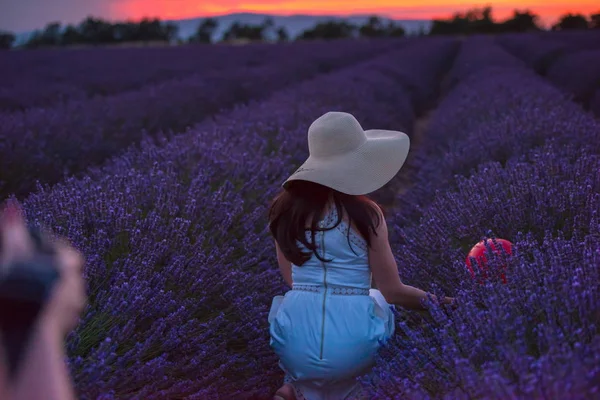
[546, 50, 600, 110]
[496, 33, 570, 74]
[593, 90, 600, 117]
[0, 39, 400, 200]
[496, 32, 600, 113]
[0, 44, 277, 111]
[0, 40, 400, 111]
[496, 30, 600, 75]
[531, 30, 600, 52]
[400, 39, 600, 224]
[21, 37, 458, 398]
[360, 37, 600, 399]
[443, 35, 525, 91]
[378, 38, 459, 115]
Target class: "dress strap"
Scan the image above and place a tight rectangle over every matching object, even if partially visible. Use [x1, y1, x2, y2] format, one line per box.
[321, 206, 368, 253]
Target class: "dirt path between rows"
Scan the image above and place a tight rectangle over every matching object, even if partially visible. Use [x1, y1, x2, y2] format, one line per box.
[400, 111, 432, 197]
[376, 109, 433, 211]
[372, 111, 433, 288]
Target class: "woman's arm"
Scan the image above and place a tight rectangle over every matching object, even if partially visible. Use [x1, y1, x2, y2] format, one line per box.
[274, 241, 293, 287]
[368, 209, 453, 310]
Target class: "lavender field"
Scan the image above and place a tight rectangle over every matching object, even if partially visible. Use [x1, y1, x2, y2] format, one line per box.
[2, 32, 600, 399]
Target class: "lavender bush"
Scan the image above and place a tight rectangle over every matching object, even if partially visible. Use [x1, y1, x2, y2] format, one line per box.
[12, 32, 596, 398]
[362, 140, 600, 398]
[444, 36, 525, 91]
[0, 40, 401, 111]
[358, 37, 600, 398]
[397, 66, 600, 224]
[363, 232, 600, 399]
[0, 39, 399, 200]
[0, 45, 232, 111]
[496, 34, 568, 75]
[546, 50, 600, 108]
[392, 145, 600, 289]
[372, 37, 459, 114]
[20, 38, 458, 398]
[537, 30, 600, 52]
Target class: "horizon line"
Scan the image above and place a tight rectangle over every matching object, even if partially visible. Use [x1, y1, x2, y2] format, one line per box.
[8, 8, 593, 34]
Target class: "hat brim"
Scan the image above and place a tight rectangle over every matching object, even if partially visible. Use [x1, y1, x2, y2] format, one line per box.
[283, 129, 410, 195]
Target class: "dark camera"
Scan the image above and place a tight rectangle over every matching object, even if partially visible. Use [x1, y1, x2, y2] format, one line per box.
[0, 227, 60, 378]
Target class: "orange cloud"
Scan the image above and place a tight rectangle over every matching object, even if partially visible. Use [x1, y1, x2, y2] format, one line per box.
[109, 0, 599, 25]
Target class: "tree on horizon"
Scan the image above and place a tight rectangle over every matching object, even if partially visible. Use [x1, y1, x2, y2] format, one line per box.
[385, 21, 407, 37]
[429, 6, 497, 35]
[357, 16, 406, 38]
[221, 17, 287, 42]
[500, 10, 541, 32]
[552, 13, 589, 30]
[0, 31, 15, 49]
[429, 6, 543, 35]
[359, 16, 386, 37]
[276, 26, 289, 42]
[297, 20, 357, 40]
[21, 16, 178, 48]
[4, 8, 600, 49]
[190, 18, 218, 43]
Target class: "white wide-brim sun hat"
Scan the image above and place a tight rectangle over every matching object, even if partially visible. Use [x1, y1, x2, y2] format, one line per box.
[283, 111, 410, 195]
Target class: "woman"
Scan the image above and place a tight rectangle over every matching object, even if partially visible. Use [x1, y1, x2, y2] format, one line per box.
[268, 112, 454, 400]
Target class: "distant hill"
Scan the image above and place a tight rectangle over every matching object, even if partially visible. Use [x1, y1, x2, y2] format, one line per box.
[13, 12, 432, 46]
[170, 13, 432, 41]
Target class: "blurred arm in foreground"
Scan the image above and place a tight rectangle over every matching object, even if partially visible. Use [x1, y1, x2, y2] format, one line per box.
[0, 201, 86, 400]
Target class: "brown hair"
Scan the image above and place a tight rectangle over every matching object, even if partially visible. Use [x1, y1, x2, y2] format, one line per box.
[268, 180, 383, 266]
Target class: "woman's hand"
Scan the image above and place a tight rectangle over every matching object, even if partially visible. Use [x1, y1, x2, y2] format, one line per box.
[435, 296, 458, 310]
[445, 297, 458, 310]
[0, 200, 86, 338]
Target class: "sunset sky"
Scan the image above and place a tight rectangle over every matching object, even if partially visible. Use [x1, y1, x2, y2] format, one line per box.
[1, 0, 598, 32]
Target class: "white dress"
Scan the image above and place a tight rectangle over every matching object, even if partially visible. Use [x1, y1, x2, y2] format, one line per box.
[268, 208, 395, 399]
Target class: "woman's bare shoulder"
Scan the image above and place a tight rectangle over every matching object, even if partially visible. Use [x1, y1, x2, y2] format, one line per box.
[362, 199, 385, 222]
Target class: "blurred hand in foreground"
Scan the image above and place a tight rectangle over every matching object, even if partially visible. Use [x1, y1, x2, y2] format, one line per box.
[0, 200, 86, 400]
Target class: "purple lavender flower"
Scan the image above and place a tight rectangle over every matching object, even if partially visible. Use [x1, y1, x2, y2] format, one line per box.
[357, 36, 600, 397]
[445, 36, 525, 91]
[546, 50, 600, 108]
[0, 40, 398, 112]
[0, 39, 399, 199]
[13, 33, 597, 399]
[19, 39, 458, 398]
[536, 30, 600, 52]
[362, 232, 600, 399]
[396, 66, 600, 224]
[496, 33, 568, 74]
